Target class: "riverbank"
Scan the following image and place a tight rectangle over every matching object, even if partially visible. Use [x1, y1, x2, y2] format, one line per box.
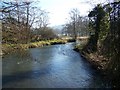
[2, 39, 68, 56]
[74, 41, 108, 72]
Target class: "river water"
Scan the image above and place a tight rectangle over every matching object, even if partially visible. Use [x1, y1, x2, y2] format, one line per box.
[2, 43, 110, 88]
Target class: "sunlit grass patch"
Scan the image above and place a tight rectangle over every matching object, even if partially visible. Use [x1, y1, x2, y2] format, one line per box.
[2, 39, 67, 56]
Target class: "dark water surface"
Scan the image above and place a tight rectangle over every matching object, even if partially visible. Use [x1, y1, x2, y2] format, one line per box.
[2, 43, 110, 88]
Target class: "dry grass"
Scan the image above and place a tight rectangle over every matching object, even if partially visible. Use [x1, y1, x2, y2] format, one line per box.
[2, 39, 67, 56]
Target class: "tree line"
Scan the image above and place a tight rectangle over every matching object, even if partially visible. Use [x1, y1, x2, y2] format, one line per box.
[82, 1, 120, 87]
[62, 8, 89, 40]
[1, 1, 57, 44]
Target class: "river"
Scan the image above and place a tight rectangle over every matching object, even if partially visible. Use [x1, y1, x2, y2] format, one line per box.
[2, 43, 110, 88]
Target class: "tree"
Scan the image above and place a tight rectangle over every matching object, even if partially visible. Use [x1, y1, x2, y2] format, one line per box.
[88, 4, 106, 51]
[31, 27, 57, 41]
[83, 1, 120, 87]
[1, 1, 50, 44]
[69, 8, 80, 40]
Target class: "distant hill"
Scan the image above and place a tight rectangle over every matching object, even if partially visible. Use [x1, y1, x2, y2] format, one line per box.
[51, 25, 64, 34]
[52, 25, 64, 30]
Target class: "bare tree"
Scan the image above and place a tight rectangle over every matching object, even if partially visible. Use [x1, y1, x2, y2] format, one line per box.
[69, 8, 80, 40]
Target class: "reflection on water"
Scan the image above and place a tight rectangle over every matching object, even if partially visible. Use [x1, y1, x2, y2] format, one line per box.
[2, 43, 111, 88]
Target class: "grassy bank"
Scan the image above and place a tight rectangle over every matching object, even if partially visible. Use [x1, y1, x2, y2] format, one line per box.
[2, 39, 68, 56]
[74, 40, 108, 71]
[80, 51, 108, 71]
